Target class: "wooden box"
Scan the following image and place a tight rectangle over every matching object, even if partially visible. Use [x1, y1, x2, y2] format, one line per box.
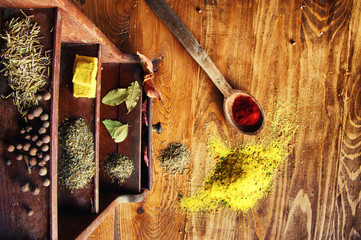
[0, 4, 152, 240]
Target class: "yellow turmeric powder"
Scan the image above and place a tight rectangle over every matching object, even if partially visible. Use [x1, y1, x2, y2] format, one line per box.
[180, 103, 298, 212]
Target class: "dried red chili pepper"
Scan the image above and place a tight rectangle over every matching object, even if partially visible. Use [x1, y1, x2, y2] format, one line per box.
[232, 95, 261, 126]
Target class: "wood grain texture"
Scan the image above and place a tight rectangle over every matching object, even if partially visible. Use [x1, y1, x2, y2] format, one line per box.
[80, 0, 361, 239]
[0, 0, 139, 63]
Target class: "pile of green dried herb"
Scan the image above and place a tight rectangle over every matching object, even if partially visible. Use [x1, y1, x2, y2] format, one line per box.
[58, 118, 95, 190]
[0, 11, 51, 117]
[104, 153, 134, 182]
[158, 142, 190, 174]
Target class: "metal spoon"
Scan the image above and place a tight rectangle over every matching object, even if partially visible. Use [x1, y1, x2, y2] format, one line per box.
[145, 0, 265, 134]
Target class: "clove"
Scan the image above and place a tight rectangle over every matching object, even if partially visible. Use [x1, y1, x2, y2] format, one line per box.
[29, 148, 38, 156]
[31, 106, 43, 118]
[21, 182, 30, 192]
[16, 154, 23, 161]
[36, 140, 43, 147]
[25, 125, 32, 132]
[31, 187, 40, 196]
[43, 154, 50, 162]
[7, 145, 15, 152]
[42, 135, 50, 144]
[41, 144, 49, 152]
[42, 92, 51, 101]
[39, 167, 47, 176]
[27, 209, 34, 217]
[23, 143, 31, 152]
[31, 135, 39, 142]
[42, 178, 50, 187]
[27, 113, 34, 120]
[42, 121, 50, 128]
[38, 160, 46, 167]
[36, 94, 42, 101]
[40, 113, 49, 121]
[29, 157, 37, 166]
[38, 127, 47, 135]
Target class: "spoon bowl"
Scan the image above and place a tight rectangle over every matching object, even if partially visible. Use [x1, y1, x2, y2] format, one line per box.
[224, 90, 265, 134]
[146, 0, 265, 134]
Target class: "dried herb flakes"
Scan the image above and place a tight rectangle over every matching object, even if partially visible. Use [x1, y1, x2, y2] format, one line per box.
[158, 142, 190, 174]
[105, 153, 134, 182]
[58, 118, 95, 190]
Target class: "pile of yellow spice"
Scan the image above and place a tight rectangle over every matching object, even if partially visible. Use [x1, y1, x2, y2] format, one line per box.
[180, 103, 298, 212]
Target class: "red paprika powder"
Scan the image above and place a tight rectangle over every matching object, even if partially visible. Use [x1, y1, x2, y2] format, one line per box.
[232, 95, 261, 126]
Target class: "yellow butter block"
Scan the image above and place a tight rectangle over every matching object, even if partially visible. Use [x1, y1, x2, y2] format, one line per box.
[73, 54, 98, 73]
[73, 83, 96, 98]
[73, 62, 95, 86]
[72, 54, 98, 98]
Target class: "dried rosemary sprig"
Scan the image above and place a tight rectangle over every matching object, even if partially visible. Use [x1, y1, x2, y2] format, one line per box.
[158, 142, 190, 174]
[104, 153, 134, 182]
[58, 118, 95, 190]
[0, 11, 52, 117]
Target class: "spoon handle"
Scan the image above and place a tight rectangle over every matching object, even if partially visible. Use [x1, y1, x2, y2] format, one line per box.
[146, 0, 233, 97]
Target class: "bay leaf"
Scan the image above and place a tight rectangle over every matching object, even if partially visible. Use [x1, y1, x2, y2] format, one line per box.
[143, 73, 162, 100]
[126, 81, 140, 113]
[137, 51, 162, 100]
[102, 88, 128, 106]
[113, 124, 129, 143]
[137, 51, 153, 74]
[102, 119, 128, 142]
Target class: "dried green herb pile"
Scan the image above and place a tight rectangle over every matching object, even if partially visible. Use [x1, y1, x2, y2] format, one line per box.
[58, 118, 95, 190]
[158, 142, 190, 174]
[104, 153, 134, 182]
[0, 12, 51, 117]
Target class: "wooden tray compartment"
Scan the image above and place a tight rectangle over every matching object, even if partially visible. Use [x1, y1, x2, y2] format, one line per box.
[57, 43, 101, 240]
[0, 8, 57, 239]
[98, 63, 144, 209]
[0, 5, 152, 240]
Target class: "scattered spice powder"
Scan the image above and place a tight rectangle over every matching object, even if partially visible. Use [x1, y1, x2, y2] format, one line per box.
[180, 103, 298, 212]
[232, 95, 261, 126]
[58, 118, 95, 190]
[158, 142, 190, 174]
[104, 153, 134, 182]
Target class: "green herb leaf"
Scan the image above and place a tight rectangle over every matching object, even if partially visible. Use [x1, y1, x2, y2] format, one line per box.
[113, 124, 129, 143]
[102, 88, 128, 106]
[102, 119, 122, 135]
[102, 119, 129, 142]
[126, 81, 140, 113]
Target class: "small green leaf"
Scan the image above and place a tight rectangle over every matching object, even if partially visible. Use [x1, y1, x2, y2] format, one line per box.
[102, 88, 128, 106]
[113, 124, 129, 143]
[126, 81, 140, 113]
[102, 119, 128, 142]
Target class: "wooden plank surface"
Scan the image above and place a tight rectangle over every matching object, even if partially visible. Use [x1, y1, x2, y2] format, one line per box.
[74, 0, 361, 239]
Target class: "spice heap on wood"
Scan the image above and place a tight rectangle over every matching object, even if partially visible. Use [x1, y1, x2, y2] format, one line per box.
[158, 142, 190, 174]
[0, 11, 51, 117]
[104, 153, 134, 182]
[180, 103, 298, 212]
[58, 118, 95, 190]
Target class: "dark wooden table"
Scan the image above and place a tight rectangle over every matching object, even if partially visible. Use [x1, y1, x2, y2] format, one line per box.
[69, 0, 361, 239]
